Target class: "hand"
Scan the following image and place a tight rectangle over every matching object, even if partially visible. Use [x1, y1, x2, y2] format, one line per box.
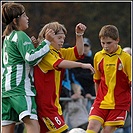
[85, 93, 93, 99]
[81, 63, 95, 74]
[44, 29, 55, 42]
[31, 36, 39, 48]
[71, 93, 83, 99]
[75, 23, 87, 35]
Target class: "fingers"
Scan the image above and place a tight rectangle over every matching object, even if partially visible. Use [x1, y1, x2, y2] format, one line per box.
[77, 23, 87, 31]
[31, 36, 39, 48]
[89, 65, 95, 74]
[82, 64, 95, 74]
[75, 23, 87, 33]
[45, 29, 55, 36]
[31, 36, 37, 42]
[45, 29, 55, 42]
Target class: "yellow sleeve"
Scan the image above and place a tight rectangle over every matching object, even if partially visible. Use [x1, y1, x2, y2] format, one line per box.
[124, 54, 131, 82]
[61, 46, 83, 61]
[38, 52, 61, 73]
[93, 52, 102, 81]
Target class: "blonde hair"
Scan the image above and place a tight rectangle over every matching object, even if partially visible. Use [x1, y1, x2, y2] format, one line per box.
[99, 25, 119, 40]
[38, 21, 67, 43]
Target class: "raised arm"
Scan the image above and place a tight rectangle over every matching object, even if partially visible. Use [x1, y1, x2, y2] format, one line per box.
[75, 23, 87, 56]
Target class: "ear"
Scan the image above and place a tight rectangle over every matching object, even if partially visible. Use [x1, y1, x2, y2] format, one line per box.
[13, 18, 17, 25]
[116, 38, 120, 43]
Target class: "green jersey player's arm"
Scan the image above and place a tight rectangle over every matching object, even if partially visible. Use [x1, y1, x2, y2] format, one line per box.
[17, 31, 50, 66]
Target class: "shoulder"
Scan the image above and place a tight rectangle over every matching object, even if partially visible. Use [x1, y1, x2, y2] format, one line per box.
[10, 31, 29, 42]
[60, 47, 74, 52]
[121, 50, 131, 60]
[122, 50, 130, 56]
[16, 31, 29, 37]
[12, 31, 29, 40]
[94, 50, 103, 58]
[16, 31, 31, 43]
[94, 51, 102, 56]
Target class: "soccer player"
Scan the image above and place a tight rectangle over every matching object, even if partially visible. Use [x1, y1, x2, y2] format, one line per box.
[2, 2, 55, 133]
[86, 25, 131, 133]
[33, 21, 95, 133]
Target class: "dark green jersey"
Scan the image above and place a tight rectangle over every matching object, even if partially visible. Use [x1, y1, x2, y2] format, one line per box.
[2, 30, 50, 97]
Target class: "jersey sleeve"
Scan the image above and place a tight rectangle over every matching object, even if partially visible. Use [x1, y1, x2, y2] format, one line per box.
[124, 54, 131, 83]
[16, 31, 50, 66]
[38, 51, 63, 73]
[38, 46, 84, 73]
[93, 52, 102, 83]
[61, 46, 84, 60]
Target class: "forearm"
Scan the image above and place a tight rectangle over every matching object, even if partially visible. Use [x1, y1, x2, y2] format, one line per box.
[75, 35, 84, 55]
[75, 23, 87, 55]
[58, 60, 95, 74]
[58, 60, 82, 69]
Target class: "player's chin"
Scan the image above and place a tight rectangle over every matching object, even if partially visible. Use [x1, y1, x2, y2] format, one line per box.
[58, 45, 62, 49]
[26, 24, 29, 29]
[104, 48, 109, 52]
[25, 23, 29, 28]
[24, 25, 29, 30]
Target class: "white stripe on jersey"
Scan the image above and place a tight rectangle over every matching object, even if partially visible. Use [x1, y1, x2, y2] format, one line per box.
[16, 65, 23, 86]
[25, 43, 49, 63]
[2, 68, 5, 79]
[5, 66, 12, 91]
[11, 33, 18, 42]
[24, 64, 35, 96]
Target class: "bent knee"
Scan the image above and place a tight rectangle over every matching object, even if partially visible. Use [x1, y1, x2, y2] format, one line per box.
[87, 120, 101, 132]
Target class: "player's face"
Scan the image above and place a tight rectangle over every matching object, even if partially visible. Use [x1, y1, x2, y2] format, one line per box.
[51, 30, 66, 50]
[18, 12, 29, 31]
[100, 37, 119, 54]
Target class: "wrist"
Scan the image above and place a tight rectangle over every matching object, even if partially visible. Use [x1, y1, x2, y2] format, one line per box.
[75, 32, 84, 36]
[78, 62, 83, 68]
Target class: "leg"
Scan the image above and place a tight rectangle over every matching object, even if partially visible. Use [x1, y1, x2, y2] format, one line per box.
[14, 123, 24, 133]
[23, 116, 40, 133]
[38, 117, 49, 133]
[100, 126, 116, 133]
[2, 123, 15, 133]
[86, 119, 102, 133]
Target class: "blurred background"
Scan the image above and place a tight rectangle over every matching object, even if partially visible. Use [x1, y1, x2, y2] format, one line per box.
[2, 1, 131, 54]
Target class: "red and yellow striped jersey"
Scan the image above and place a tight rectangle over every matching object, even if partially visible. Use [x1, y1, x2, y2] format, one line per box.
[34, 45, 83, 115]
[93, 45, 131, 111]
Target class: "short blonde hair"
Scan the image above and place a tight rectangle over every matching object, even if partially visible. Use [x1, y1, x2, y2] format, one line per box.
[38, 21, 67, 43]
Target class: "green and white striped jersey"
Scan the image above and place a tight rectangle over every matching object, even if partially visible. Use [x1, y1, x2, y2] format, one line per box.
[2, 30, 50, 97]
